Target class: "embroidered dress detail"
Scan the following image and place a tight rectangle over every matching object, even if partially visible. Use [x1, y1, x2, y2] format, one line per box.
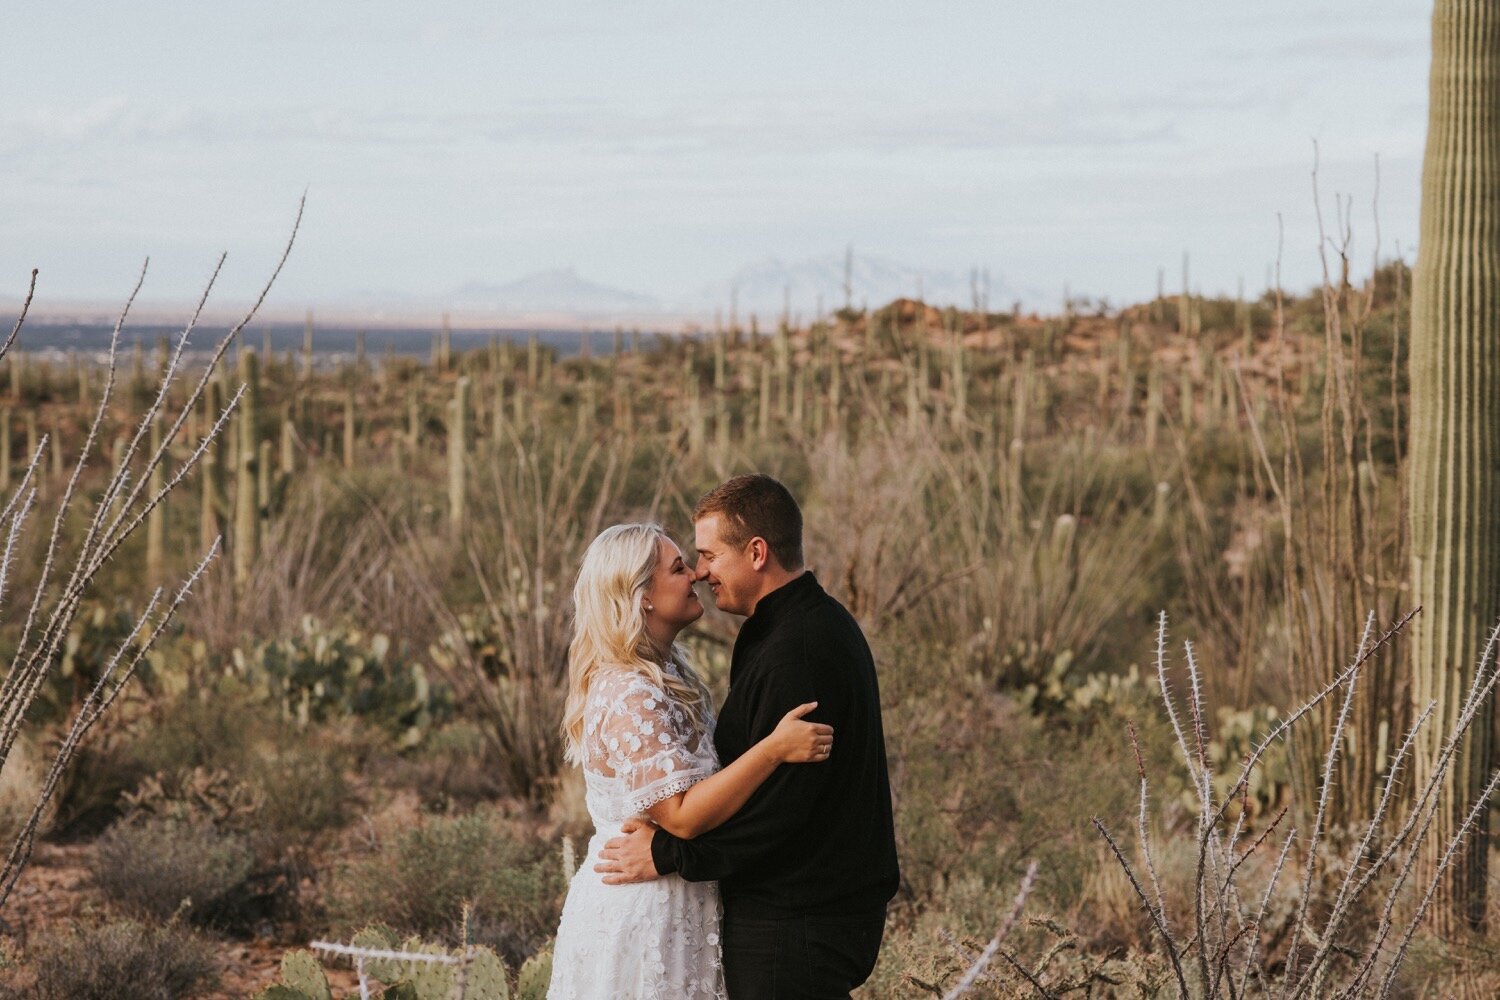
[548, 666, 727, 1000]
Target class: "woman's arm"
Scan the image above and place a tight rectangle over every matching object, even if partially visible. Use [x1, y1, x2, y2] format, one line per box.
[645, 702, 830, 839]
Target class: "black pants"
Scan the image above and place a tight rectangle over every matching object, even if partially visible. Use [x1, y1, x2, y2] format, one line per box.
[721, 906, 886, 1000]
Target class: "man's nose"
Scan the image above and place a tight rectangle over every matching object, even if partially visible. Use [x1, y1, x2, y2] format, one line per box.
[692, 562, 710, 582]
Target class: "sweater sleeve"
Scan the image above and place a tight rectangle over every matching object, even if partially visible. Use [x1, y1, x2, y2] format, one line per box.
[651, 643, 841, 883]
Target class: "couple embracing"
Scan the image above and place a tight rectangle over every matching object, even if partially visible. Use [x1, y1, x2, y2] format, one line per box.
[547, 474, 900, 999]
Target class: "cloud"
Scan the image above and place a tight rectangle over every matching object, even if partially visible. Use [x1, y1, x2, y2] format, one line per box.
[1273, 35, 1426, 61]
[0, 85, 1266, 162]
[1213, 31, 1426, 66]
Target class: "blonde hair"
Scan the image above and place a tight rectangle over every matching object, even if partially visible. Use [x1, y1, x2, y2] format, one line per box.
[562, 523, 714, 766]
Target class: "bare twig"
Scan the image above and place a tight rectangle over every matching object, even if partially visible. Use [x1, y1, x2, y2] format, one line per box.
[941, 860, 1042, 999]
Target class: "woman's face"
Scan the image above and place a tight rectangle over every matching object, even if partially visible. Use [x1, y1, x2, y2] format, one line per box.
[643, 536, 704, 637]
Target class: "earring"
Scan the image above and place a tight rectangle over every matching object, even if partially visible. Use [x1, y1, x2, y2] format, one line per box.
[644, 602, 654, 612]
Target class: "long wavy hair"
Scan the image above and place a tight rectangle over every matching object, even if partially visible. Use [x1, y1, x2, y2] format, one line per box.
[562, 523, 714, 766]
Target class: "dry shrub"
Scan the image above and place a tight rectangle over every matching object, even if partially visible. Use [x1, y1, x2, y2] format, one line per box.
[90, 816, 255, 928]
[326, 809, 565, 966]
[46, 726, 150, 838]
[882, 655, 1168, 908]
[246, 741, 355, 849]
[1075, 841, 1151, 953]
[802, 423, 1164, 690]
[127, 685, 356, 852]
[397, 721, 507, 811]
[180, 474, 416, 659]
[802, 429, 944, 627]
[937, 438, 1165, 689]
[0, 739, 50, 846]
[401, 429, 662, 799]
[121, 766, 264, 831]
[3, 919, 217, 1000]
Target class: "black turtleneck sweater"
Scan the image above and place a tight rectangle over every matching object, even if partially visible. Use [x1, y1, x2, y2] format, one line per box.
[650, 571, 900, 917]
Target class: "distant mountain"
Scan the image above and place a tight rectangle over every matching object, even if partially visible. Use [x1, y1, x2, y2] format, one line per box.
[685, 252, 1013, 318]
[446, 268, 662, 314]
[335, 255, 1023, 326]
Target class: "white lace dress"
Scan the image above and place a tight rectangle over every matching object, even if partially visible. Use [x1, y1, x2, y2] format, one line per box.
[548, 666, 727, 1000]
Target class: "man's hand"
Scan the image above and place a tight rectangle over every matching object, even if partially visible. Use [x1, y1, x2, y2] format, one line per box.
[595, 818, 661, 885]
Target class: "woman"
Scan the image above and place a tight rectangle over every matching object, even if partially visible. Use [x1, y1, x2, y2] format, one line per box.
[548, 523, 832, 999]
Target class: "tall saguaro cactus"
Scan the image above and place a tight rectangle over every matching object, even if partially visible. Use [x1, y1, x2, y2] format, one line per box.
[145, 412, 165, 582]
[1408, 0, 1500, 933]
[448, 376, 469, 534]
[233, 349, 261, 587]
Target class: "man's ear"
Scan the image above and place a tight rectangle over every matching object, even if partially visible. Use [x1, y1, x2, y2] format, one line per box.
[747, 537, 770, 571]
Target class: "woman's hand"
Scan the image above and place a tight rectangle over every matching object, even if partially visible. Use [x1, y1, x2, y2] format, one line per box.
[763, 702, 834, 764]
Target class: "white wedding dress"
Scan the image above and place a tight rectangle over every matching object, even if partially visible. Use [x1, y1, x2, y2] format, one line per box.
[548, 665, 728, 1000]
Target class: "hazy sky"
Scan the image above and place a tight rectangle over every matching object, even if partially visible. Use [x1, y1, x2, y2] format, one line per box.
[2, 1, 1430, 313]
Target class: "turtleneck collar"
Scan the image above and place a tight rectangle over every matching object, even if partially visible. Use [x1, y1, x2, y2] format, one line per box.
[745, 570, 821, 626]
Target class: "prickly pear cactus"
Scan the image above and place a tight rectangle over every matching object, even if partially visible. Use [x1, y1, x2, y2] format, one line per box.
[255, 988, 315, 1000]
[402, 938, 454, 999]
[379, 936, 509, 1000]
[250, 949, 331, 1000]
[515, 948, 552, 1000]
[457, 948, 509, 1000]
[281, 950, 333, 1000]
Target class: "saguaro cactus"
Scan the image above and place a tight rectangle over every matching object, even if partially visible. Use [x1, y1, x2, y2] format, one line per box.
[200, 381, 227, 552]
[1408, 0, 1500, 932]
[280, 414, 296, 476]
[448, 376, 469, 533]
[342, 388, 356, 469]
[301, 310, 315, 380]
[256, 439, 274, 534]
[146, 412, 165, 582]
[950, 322, 968, 432]
[233, 349, 261, 587]
[1145, 366, 1162, 451]
[24, 412, 37, 476]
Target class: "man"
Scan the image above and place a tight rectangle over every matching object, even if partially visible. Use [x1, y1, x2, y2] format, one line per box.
[595, 474, 900, 999]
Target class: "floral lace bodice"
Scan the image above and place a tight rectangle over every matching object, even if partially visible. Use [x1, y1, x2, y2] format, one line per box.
[580, 665, 720, 824]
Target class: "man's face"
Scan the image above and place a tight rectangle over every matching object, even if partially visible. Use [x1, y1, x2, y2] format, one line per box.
[693, 514, 759, 617]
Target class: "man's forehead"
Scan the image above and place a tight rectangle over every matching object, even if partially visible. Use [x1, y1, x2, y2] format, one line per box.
[693, 516, 722, 548]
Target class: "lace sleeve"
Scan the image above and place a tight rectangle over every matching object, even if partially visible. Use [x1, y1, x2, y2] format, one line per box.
[595, 672, 714, 815]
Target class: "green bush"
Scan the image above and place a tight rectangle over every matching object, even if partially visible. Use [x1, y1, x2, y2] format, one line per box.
[9, 919, 217, 1000]
[881, 662, 1178, 910]
[245, 740, 356, 849]
[128, 683, 265, 777]
[90, 817, 255, 929]
[326, 811, 564, 966]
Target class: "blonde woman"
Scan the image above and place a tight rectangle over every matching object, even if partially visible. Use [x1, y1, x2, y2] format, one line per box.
[548, 523, 832, 999]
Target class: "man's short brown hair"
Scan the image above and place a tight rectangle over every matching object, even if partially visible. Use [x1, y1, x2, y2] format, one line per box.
[692, 474, 804, 570]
